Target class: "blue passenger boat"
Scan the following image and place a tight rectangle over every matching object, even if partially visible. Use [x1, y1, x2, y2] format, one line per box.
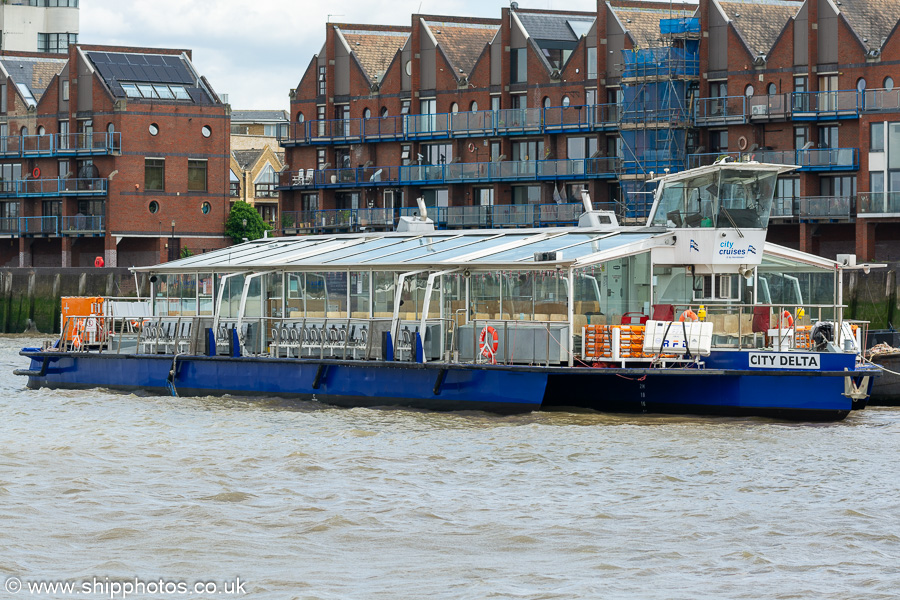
[16, 159, 877, 420]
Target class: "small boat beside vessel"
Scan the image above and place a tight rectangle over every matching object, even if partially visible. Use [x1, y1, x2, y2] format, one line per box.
[16, 159, 877, 420]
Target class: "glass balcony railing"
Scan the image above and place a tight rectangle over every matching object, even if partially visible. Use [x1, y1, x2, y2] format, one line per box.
[688, 149, 858, 171]
[61, 215, 105, 233]
[857, 192, 900, 215]
[790, 90, 860, 118]
[695, 96, 747, 125]
[0, 215, 105, 236]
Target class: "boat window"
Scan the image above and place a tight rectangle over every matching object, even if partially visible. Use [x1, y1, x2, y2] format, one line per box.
[350, 271, 371, 318]
[650, 172, 717, 228]
[198, 273, 214, 315]
[244, 276, 263, 319]
[717, 169, 777, 229]
[470, 271, 502, 320]
[373, 271, 397, 318]
[534, 271, 569, 321]
[503, 271, 536, 320]
[443, 272, 466, 324]
[219, 274, 245, 319]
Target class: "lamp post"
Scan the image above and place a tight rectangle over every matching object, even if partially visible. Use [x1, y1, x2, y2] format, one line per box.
[242, 218, 248, 243]
[170, 219, 176, 261]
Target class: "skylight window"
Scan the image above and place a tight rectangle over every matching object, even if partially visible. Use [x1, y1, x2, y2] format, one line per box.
[122, 83, 141, 98]
[154, 85, 175, 99]
[171, 86, 190, 100]
[137, 84, 158, 98]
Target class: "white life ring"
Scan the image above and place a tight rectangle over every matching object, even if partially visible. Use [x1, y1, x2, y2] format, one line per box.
[479, 325, 499, 363]
[738, 136, 748, 150]
[467, 142, 476, 153]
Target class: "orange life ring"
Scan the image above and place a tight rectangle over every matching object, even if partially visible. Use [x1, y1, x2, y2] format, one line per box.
[479, 325, 499, 363]
[679, 309, 698, 322]
[72, 334, 82, 349]
[32, 167, 41, 178]
[94, 256, 104, 267]
[781, 310, 794, 327]
[467, 142, 476, 153]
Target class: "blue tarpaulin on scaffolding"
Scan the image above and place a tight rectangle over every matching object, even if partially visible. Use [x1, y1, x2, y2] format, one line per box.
[620, 129, 687, 173]
[620, 80, 690, 123]
[659, 18, 700, 36]
[621, 43, 700, 78]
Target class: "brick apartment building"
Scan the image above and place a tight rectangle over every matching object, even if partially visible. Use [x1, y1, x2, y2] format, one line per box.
[278, 0, 900, 262]
[0, 44, 231, 268]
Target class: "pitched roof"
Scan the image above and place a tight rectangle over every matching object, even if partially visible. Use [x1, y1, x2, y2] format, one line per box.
[718, 0, 801, 56]
[423, 20, 499, 77]
[0, 56, 67, 104]
[86, 50, 216, 104]
[516, 11, 596, 44]
[833, 0, 900, 52]
[609, 5, 697, 47]
[340, 28, 409, 84]
[233, 149, 265, 170]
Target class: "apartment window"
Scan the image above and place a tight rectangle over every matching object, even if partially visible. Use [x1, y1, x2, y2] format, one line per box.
[229, 170, 240, 197]
[512, 139, 543, 161]
[37, 32, 77, 54]
[316, 105, 325, 137]
[871, 122, 885, 151]
[254, 165, 278, 198]
[145, 158, 165, 191]
[0, 201, 19, 220]
[794, 126, 809, 149]
[62, 80, 69, 102]
[422, 143, 452, 165]
[818, 124, 838, 148]
[491, 96, 500, 112]
[29, 1, 80, 6]
[767, 83, 777, 96]
[58, 159, 69, 178]
[512, 94, 527, 109]
[709, 130, 728, 153]
[512, 186, 541, 204]
[567, 136, 598, 160]
[511, 48, 527, 83]
[470, 101, 478, 111]
[317, 148, 326, 169]
[587, 47, 597, 79]
[188, 160, 207, 191]
[263, 125, 279, 136]
[586, 89, 596, 107]
[710, 81, 727, 98]
[490, 141, 501, 161]
[821, 176, 856, 197]
[400, 144, 412, 165]
[793, 75, 808, 111]
[476, 188, 494, 206]
[301, 193, 318, 212]
[400, 99, 411, 114]
[885, 77, 894, 91]
[42, 200, 61, 217]
[0, 83, 6, 113]
[317, 65, 327, 96]
[870, 172, 885, 196]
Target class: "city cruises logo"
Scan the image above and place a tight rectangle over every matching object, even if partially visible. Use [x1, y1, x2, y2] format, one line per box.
[690, 239, 699, 252]
[719, 240, 755, 257]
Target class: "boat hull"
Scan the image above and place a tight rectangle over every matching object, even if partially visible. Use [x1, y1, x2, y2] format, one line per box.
[869, 354, 900, 406]
[17, 349, 869, 420]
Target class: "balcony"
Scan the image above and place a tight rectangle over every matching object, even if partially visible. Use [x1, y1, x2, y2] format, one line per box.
[0, 132, 122, 158]
[4, 215, 105, 237]
[862, 89, 900, 112]
[0, 178, 108, 198]
[688, 148, 858, 172]
[695, 96, 747, 126]
[857, 192, 900, 215]
[790, 90, 860, 120]
[747, 93, 791, 121]
[281, 202, 594, 234]
[280, 158, 619, 191]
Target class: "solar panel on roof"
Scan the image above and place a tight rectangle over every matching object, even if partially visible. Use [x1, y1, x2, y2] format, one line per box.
[187, 87, 210, 104]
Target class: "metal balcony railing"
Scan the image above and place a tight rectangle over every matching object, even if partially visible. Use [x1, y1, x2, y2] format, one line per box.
[280, 158, 619, 191]
[747, 93, 791, 120]
[20, 216, 58, 235]
[280, 202, 595, 233]
[0, 178, 108, 198]
[862, 89, 900, 112]
[0, 216, 19, 234]
[0, 132, 122, 157]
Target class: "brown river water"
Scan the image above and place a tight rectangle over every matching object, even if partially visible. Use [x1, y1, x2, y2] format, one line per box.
[1, 336, 899, 599]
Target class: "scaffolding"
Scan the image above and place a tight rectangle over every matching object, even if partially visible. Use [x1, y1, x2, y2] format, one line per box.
[617, 17, 700, 220]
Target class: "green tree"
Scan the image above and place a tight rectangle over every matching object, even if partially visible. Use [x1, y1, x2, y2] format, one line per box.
[225, 201, 272, 244]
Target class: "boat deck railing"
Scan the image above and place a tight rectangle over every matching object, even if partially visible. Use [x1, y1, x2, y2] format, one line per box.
[50, 303, 866, 366]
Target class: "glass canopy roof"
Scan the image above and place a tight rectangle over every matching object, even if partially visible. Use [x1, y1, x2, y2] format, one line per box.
[139, 229, 663, 273]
